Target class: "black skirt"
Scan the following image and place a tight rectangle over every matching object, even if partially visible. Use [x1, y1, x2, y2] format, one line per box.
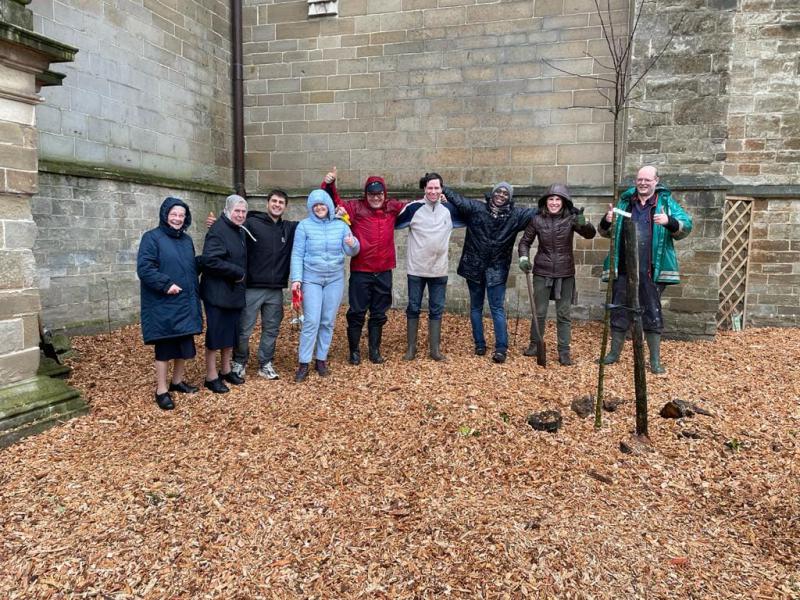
[154, 335, 196, 361]
[204, 302, 240, 350]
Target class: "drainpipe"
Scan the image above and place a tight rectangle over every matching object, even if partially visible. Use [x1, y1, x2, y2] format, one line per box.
[231, 0, 245, 196]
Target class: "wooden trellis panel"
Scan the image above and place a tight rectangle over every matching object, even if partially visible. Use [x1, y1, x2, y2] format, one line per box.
[717, 196, 754, 330]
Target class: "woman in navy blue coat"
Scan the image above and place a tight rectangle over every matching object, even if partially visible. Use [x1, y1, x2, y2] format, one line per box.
[137, 197, 203, 410]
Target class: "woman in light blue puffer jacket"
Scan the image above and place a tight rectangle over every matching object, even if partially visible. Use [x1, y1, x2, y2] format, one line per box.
[290, 189, 360, 382]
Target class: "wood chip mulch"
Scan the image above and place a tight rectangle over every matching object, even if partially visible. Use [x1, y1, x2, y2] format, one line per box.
[1, 309, 799, 599]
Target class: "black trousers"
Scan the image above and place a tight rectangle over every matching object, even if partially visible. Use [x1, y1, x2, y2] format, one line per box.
[610, 273, 666, 334]
[346, 270, 393, 331]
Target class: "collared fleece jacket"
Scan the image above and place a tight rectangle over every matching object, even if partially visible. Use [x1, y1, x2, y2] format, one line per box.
[321, 175, 406, 273]
[395, 197, 464, 278]
[290, 189, 360, 285]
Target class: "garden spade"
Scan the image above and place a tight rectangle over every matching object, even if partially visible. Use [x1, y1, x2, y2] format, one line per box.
[524, 271, 546, 366]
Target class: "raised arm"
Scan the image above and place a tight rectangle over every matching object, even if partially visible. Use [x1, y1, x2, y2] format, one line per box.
[442, 186, 482, 216]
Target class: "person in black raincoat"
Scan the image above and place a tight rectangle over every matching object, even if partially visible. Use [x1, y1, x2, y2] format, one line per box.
[442, 182, 538, 363]
[137, 197, 203, 410]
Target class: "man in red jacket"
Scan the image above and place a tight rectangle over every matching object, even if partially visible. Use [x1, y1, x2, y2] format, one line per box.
[322, 167, 407, 364]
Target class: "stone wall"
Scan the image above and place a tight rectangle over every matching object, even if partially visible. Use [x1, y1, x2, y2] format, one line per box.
[625, 0, 733, 175]
[724, 5, 800, 184]
[241, 0, 627, 192]
[747, 197, 800, 327]
[29, 0, 233, 183]
[32, 173, 221, 333]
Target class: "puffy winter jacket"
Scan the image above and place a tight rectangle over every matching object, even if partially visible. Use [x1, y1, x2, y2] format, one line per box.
[290, 189, 360, 284]
[443, 187, 538, 287]
[136, 197, 203, 344]
[244, 211, 297, 288]
[322, 175, 405, 273]
[518, 189, 596, 278]
[599, 185, 692, 284]
[199, 213, 247, 309]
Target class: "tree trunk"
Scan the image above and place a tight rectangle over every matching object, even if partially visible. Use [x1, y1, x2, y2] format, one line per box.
[622, 218, 648, 437]
[595, 111, 622, 429]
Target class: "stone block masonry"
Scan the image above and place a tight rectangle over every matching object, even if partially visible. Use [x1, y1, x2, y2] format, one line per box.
[746, 198, 800, 327]
[242, 0, 629, 192]
[32, 173, 220, 333]
[31, 0, 233, 186]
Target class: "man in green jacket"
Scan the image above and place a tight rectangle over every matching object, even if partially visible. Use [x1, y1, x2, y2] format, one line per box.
[598, 166, 692, 374]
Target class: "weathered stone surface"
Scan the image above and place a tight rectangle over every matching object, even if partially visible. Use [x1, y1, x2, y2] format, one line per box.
[0, 375, 86, 448]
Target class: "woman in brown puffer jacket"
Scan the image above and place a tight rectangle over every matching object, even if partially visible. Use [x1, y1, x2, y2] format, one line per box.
[517, 184, 596, 365]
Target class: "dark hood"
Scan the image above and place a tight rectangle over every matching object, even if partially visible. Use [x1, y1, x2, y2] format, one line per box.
[537, 183, 574, 213]
[158, 196, 192, 237]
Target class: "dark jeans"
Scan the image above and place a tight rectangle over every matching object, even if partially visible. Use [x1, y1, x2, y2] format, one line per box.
[234, 288, 284, 367]
[346, 270, 392, 331]
[406, 275, 448, 321]
[610, 274, 666, 334]
[467, 279, 508, 352]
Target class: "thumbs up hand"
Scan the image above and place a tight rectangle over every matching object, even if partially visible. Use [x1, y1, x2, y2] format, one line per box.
[324, 166, 338, 184]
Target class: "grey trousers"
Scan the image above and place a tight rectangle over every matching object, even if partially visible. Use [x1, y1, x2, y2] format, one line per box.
[529, 275, 575, 352]
[234, 288, 284, 367]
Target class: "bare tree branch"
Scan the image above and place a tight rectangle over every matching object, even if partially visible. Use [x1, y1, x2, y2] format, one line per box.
[627, 13, 686, 97]
[540, 59, 618, 85]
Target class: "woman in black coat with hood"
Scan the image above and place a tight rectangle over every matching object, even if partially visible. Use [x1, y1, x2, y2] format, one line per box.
[137, 197, 203, 410]
[200, 194, 250, 394]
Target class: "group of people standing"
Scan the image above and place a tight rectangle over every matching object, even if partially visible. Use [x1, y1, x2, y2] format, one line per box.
[137, 166, 692, 410]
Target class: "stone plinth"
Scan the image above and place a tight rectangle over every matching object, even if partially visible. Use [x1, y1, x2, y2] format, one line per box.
[0, 0, 85, 447]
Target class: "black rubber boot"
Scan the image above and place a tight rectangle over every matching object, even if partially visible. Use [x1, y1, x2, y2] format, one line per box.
[646, 332, 666, 374]
[558, 349, 573, 366]
[601, 330, 626, 364]
[368, 325, 385, 364]
[347, 325, 362, 365]
[403, 318, 418, 361]
[429, 320, 446, 361]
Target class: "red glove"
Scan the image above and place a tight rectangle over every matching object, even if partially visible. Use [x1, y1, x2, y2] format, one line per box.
[292, 287, 303, 312]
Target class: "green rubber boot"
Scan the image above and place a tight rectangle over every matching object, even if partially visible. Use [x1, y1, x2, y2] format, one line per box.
[601, 329, 626, 364]
[428, 319, 446, 361]
[403, 318, 418, 361]
[646, 332, 666, 374]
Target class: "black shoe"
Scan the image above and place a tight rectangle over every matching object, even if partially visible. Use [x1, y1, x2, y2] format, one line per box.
[204, 378, 229, 394]
[491, 351, 507, 364]
[368, 349, 385, 364]
[155, 391, 174, 410]
[558, 350, 573, 366]
[349, 351, 361, 365]
[220, 371, 245, 385]
[295, 363, 309, 383]
[475, 346, 487, 356]
[169, 381, 198, 394]
[315, 359, 329, 377]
